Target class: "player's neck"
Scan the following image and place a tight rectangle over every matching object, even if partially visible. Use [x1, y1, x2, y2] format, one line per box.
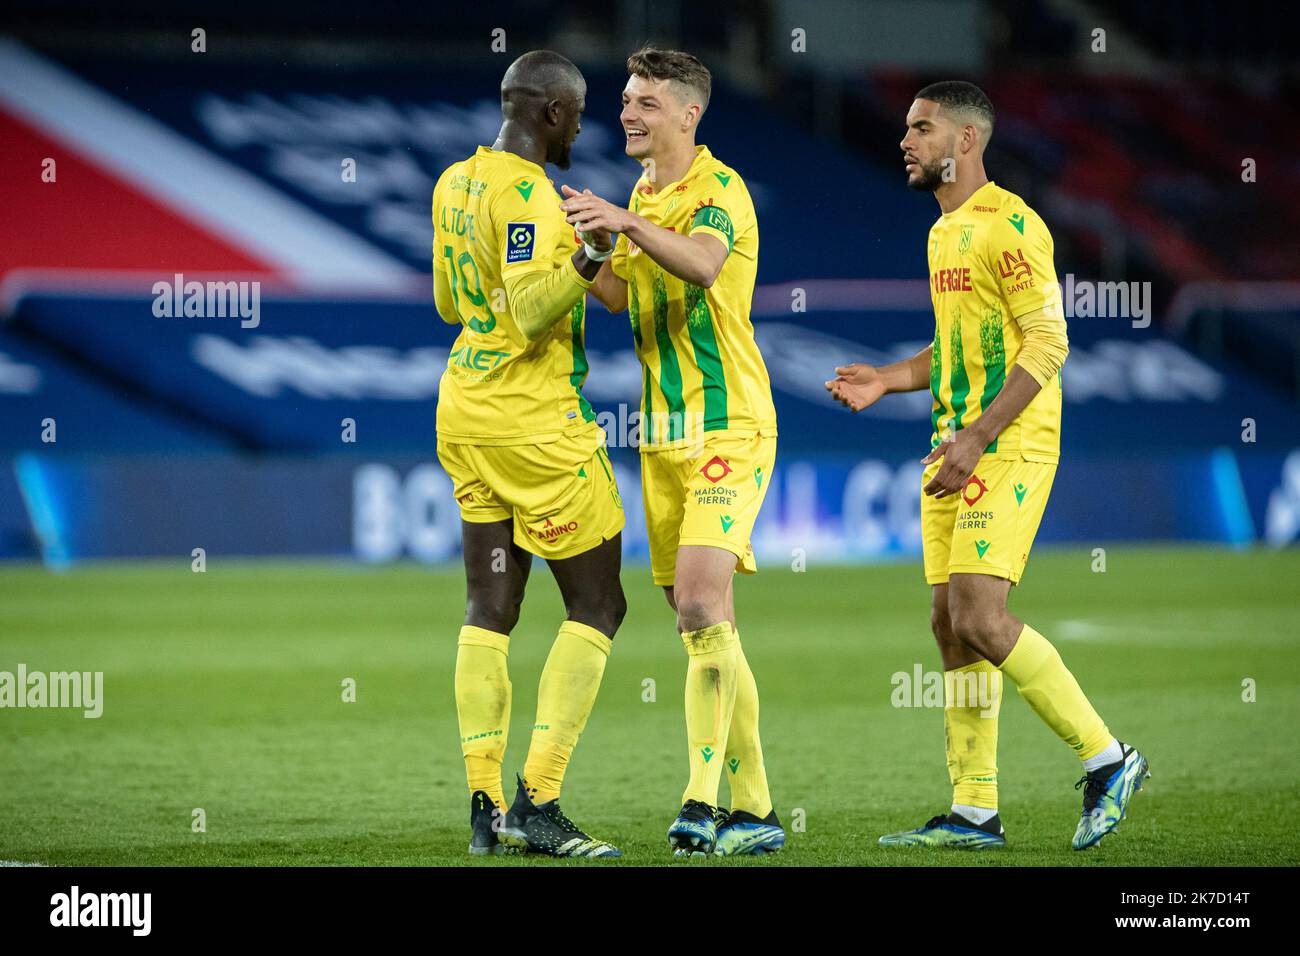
[933, 167, 989, 215]
[492, 122, 547, 170]
[644, 142, 698, 193]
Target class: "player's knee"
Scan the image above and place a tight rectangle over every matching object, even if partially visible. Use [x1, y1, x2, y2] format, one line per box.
[465, 588, 524, 634]
[596, 589, 629, 637]
[674, 592, 725, 633]
[948, 602, 1000, 656]
[564, 586, 627, 639]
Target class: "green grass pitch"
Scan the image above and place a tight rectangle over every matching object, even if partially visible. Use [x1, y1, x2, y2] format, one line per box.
[1, 545, 1297, 866]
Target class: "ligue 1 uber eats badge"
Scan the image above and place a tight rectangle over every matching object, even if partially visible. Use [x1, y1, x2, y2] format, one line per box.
[506, 222, 535, 263]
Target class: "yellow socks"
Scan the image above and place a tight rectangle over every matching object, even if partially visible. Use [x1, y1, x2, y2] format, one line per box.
[522, 621, 612, 805]
[681, 621, 739, 807]
[455, 625, 511, 812]
[998, 623, 1112, 760]
[723, 632, 772, 818]
[944, 659, 1002, 811]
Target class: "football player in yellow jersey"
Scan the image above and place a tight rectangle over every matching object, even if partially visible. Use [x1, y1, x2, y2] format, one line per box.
[560, 48, 782, 857]
[828, 81, 1148, 851]
[433, 51, 627, 859]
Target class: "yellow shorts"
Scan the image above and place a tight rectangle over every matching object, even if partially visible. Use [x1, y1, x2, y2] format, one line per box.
[640, 431, 776, 587]
[436, 428, 625, 561]
[921, 454, 1056, 586]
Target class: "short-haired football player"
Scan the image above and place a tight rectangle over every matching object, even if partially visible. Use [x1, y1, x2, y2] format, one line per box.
[561, 47, 783, 856]
[828, 80, 1148, 850]
[433, 50, 626, 858]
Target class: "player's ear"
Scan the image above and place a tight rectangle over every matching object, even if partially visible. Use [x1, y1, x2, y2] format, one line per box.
[681, 103, 701, 133]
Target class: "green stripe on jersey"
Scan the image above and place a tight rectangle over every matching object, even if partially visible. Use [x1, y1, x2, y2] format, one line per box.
[629, 274, 653, 445]
[978, 306, 1006, 455]
[684, 283, 728, 431]
[929, 323, 942, 445]
[651, 269, 686, 442]
[569, 300, 595, 422]
[947, 313, 971, 434]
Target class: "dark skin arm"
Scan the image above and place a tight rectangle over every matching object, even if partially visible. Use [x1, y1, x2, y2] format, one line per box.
[921, 365, 1042, 498]
[570, 241, 608, 282]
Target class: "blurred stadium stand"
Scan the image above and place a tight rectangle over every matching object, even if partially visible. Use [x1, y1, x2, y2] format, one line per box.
[1, 0, 1297, 564]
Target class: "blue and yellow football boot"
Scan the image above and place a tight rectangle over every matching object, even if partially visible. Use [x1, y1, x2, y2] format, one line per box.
[668, 800, 720, 855]
[878, 810, 1006, 849]
[714, 809, 785, 856]
[1072, 742, 1150, 850]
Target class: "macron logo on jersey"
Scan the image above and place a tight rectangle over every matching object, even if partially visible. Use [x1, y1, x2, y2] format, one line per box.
[506, 222, 535, 263]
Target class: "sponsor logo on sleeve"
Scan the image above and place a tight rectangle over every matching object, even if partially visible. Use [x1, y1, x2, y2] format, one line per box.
[997, 249, 1034, 293]
[506, 222, 536, 263]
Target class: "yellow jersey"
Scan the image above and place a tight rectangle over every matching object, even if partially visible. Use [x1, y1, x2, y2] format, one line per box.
[926, 181, 1064, 462]
[433, 145, 597, 446]
[610, 145, 777, 451]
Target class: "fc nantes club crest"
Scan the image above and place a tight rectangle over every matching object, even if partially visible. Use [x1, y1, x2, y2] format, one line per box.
[958, 224, 974, 255]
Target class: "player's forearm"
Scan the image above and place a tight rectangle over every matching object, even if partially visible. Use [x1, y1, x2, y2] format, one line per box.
[880, 345, 933, 393]
[623, 216, 723, 288]
[966, 365, 1041, 444]
[589, 261, 628, 313]
[1012, 306, 1070, 386]
[570, 246, 604, 283]
[506, 258, 594, 341]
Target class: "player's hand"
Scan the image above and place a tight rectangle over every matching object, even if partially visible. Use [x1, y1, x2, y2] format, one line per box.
[825, 364, 887, 412]
[921, 429, 984, 498]
[560, 188, 634, 235]
[560, 186, 615, 253]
